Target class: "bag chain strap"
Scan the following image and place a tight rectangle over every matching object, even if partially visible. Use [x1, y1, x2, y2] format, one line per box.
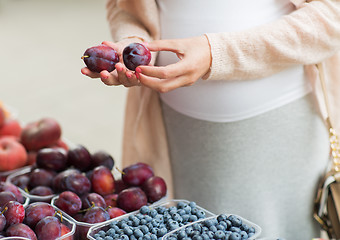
[317, 63, 340, 172]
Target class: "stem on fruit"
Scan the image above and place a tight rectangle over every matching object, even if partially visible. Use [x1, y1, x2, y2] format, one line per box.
[24, 187, 29, 193]
[105, 206, 112, 211]
[78, 202, 96, 213]
[115, 166, 125, 175]
[81, 55, 89, 59]
[0, 207, 7, 215]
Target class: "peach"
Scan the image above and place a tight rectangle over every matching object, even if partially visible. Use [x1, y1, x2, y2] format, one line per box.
[0, 137, 27, 171]
[21, 117, 62, 151]
[0, 118, 22, 138]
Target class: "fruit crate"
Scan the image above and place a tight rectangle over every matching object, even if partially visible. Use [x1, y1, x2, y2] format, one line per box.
[6, 166, 56, 204]
[86, 199, 216, 240]
[52, 195, 169, 240]
[162, 214, 261, 240]
[0, 206, 76, 240]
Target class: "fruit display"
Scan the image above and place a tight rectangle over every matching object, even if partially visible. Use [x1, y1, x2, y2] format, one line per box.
[87, 199, 215, 240]
[81, 42, 151, 72]
[0, 200, 75, 239]
[81, 45, 119, 73]
[163, 215, 260, 240]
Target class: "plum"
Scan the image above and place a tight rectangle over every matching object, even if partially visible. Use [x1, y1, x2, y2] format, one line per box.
[24, 202, 55, 229]
[91, 150, 114, 170]
[67, 145, 92, 171]
[90, 165, 115, 196]
[4, 201, 25, 227]
[123, 43, 151, 71]
[6, 223, 37, 240]
[82, 44, 119, 73]
[142, 176, 167, 203]
[122, 162, 154, 186]
[54, 191, 82, 216]
[116, 187, 148, 212]
[35, 216, 61, 240]
[36, 147, 68, 171]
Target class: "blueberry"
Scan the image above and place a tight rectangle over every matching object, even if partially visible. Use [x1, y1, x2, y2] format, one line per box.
[201, 233, 210, 240]
[157, 227, 167, 237]
[149, 209, 158, 217]
[216, 224, 226, 231]
[214, 230, 225, 239]
[182, 214, 190, 223]
[140, 205, 150, 214]
[203, 220, 214, 228]
[191, 208, 198, 215]
[217, 214, 227, 222]
[177, 202, 187, 209]
[230, 227, 241, 233]
[229, 232, 241, 240]
[154, 214, 164, 223]
[140, 219, 147, 225]
[156, 206, 167, 214]
[228, 215, 242, 227]
[185, 226, 194, 235]
[240, 231, 248, 239]
[189, 215, 198, 222]
[177, 229, 187, 239]
[183, 205, 191, 214]
[189, 202, 197, 208]
[172, 213, 183, 222]
[195, 210, 206, 219]
[150, 234, 158, 240]
[192, 235, 203, 240]
[151, 219, 160, 227]
[139, 225, 149, 234]
[123, 226, 133, 236]
[240, 223, 249, 232]
[134, 229, 144, 238]
[177, 209, 186, 216]
[192, 223, 202, 232]
[120, 235, 129, 240]
[209, 225, 218, 232]
[247, 227, 255, 233]
[207, 231, 214, 239]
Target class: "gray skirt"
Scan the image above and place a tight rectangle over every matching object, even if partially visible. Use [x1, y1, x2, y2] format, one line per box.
[160, 93, 329, 240]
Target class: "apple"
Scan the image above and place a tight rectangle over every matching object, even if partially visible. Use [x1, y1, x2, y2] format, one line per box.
[0, 137, 27, 171]
[0, 118, 22, 138]
[21, 118, 62, 151]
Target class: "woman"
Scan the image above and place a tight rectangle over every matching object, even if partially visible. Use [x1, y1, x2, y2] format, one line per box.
[82, 0, 340, 238]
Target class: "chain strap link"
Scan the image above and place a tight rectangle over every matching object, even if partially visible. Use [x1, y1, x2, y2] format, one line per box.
[330, 127, 340, 172]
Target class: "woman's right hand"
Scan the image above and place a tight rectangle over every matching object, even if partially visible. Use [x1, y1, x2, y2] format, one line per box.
[81, 41, 140, 87]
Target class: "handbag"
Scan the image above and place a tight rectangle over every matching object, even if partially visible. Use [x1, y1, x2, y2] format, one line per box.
[313, 63, 340, 239]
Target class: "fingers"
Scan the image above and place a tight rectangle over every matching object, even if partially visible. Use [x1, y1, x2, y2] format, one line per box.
[138, 73, 192, 93]
[81, 67, 101, 79]
[136, 60, 190, 80]
[115, 63, 139, 87]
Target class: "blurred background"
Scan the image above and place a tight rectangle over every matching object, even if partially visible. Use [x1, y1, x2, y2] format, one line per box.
[0, 0, 127, 167]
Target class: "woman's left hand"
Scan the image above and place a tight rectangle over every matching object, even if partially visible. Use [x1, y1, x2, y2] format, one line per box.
[136, 35, 212, 93]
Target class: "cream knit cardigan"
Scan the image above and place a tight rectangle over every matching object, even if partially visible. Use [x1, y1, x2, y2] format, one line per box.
[106, 0, 340, 198]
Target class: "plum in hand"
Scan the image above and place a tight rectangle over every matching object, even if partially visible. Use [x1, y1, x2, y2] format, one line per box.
[123, 43, 151, 71]
[82, 44, 119, 73]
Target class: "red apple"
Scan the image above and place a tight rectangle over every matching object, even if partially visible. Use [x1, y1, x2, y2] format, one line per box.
[0, 118, 22, 138]
[21, 118, 62, 151]
[0, 137, 27, 171]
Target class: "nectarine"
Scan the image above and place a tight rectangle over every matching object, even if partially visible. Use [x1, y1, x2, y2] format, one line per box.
[0, 137, 27, 171]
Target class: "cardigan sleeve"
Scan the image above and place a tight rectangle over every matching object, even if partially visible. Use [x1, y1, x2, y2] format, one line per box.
[106, 0, 160, 43]
[204, 0, 340, 81]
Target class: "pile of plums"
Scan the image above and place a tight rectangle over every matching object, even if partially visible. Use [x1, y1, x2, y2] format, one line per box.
[0, 181, 73, 239]
[9, 143, 167, 239]
[82, 42, 151, 72]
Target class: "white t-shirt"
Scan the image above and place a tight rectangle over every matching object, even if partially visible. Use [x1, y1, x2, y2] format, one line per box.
[157, 0, 312, 122]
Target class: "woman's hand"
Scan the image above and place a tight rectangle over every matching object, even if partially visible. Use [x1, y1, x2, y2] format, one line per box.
[136, 35, 212, 93]
[81, 41, 140, 87]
